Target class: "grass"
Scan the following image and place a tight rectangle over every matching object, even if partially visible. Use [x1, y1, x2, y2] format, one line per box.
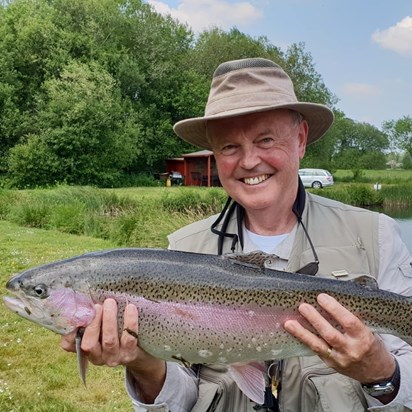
[0, 221, 135, 411]
[333, 168, 412, 183]
[0, 186, 227, 411]
[0, 172, 411, 410]
[0, 186, 227, 247]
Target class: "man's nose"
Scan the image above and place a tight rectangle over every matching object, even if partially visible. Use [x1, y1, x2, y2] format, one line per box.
[238, 147, 260, 169]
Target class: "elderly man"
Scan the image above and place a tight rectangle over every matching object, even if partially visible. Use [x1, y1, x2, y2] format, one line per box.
[62, 58, 412, 411]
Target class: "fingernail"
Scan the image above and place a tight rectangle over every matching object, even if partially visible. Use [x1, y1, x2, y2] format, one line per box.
[317, 293, 333, 304]
[284, 320, 296, 332]
[105, 298, 117, 309]
[126, 304, 137, 315]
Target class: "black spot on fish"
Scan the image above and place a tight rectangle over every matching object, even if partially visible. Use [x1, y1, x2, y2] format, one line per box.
[24, 307, 31, 315]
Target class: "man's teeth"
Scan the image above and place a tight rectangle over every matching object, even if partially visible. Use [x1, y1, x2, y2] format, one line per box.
[243, 175, 270, 185]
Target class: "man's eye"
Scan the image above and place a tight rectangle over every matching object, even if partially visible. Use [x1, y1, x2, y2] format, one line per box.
[259, 137, 275, 147]
[220, 145, 238, 155]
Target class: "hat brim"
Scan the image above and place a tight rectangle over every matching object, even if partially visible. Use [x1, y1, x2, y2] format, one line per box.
[174, 103, 334, 150]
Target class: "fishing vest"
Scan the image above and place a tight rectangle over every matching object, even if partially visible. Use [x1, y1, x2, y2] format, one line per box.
[168, 193, 380, 412]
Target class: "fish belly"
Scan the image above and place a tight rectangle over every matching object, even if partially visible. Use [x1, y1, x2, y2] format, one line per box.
[136, 298, 312, 364]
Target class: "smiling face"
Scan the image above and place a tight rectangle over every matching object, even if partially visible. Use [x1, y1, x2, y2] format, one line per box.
[208, 109, 308, 231]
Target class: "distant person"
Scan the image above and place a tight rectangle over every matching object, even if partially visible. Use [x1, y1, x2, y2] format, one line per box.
[62, 58, 412, 411]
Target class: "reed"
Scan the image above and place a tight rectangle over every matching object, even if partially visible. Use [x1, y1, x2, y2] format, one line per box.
[0, 183, 410, 247]
[0, 186, 227, 247]
[381, 184, 412, 208]
[314, 184, 384, 207]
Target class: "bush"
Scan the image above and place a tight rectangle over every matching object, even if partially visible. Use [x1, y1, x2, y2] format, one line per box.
[161, 188, 226, 215]
[315, 184, 383, 207]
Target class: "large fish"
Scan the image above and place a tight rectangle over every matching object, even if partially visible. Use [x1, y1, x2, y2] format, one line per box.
[3, 248, 412, 404]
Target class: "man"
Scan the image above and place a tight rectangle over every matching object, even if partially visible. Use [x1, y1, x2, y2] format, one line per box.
[62, 58, 412, 411]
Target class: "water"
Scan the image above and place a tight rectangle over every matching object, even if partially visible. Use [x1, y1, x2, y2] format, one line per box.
[395, 218, 412, 254]
[376, 207, 412, 254]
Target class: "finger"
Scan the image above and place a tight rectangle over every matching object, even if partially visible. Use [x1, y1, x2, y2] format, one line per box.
[298, 301, 344, 348]
[60, 330, 77, 352]
[121, 304, 139, 349]
[101, 299, 120, 357]
[120, 305, 140, 364]
[81, 304, 103, 353]
[284, 319, 331, 356]
[317, 293, 364, 334]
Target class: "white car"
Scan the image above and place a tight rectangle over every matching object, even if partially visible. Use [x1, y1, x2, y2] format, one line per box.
[298, 168, 334, 189]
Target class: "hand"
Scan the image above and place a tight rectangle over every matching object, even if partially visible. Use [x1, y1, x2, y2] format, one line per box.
[61, 298, 166, 403]
[284, 293, 396, 385]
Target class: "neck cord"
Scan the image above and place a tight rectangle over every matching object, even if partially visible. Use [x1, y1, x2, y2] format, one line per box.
[211, 178, 307, 256]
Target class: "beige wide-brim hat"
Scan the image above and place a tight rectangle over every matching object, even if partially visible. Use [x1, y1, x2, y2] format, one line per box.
[174, 58, 334, 150]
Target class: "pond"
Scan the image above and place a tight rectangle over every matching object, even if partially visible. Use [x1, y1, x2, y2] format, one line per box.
[394, 217, 412, 255]
[373, 207, 412, 254]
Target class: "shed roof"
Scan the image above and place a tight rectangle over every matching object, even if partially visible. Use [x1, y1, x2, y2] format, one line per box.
[182, 150, 213, 158]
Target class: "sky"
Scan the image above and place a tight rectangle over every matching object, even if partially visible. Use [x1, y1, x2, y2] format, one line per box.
[145, 0, 412, 130]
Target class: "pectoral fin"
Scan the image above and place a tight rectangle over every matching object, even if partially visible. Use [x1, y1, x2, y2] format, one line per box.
[228, 361, 266, 405]
[75, 327, 88, 386]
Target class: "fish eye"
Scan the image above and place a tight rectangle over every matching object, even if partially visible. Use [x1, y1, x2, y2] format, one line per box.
[32, 283, 48, 299]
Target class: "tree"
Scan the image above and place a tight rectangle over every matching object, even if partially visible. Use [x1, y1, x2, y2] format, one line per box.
[383, 116, 412, 158]
[330, 116, 388, 169]
[0, 0, 196, 183]
[191, 27, 282, 78]
[282, 43, 337, 107]
[8, 61, 139, 187]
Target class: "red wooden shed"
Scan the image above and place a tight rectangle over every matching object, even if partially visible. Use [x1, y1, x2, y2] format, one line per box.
[165, 150, 220, 187]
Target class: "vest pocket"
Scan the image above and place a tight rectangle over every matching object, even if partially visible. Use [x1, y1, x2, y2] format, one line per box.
[300, 371, 368, 412]
[299, 246, 371, 280]
[192, 365, 255, 412]
[398, 262, 412, 278]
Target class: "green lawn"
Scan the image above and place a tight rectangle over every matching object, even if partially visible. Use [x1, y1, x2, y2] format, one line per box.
[0, 221, 134, 412]
[333, 168, 412, 183]
[1, 174, 411, 411]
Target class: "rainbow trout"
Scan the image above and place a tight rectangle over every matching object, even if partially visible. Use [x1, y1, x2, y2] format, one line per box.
[3, 248, 412, 404]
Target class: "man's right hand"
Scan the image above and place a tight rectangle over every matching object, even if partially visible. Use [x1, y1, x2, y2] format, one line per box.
[60, 298, 166, 403]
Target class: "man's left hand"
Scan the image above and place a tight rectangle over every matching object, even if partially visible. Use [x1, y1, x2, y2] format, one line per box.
[284, 293, 396, 384]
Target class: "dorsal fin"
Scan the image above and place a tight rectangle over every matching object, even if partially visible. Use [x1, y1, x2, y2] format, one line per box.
[351, 275, 379, 289]
[224, 251, 276, 269]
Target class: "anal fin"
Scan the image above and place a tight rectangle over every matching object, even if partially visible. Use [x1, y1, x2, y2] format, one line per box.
[75, 327, 89, 386]
[228, 361, 266, 405]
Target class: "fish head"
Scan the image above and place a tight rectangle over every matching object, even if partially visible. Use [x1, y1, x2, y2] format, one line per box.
[3, 261, 96, 335]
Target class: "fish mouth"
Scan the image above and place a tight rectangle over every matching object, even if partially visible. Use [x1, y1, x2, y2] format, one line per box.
[242, 174, 271, 186]
[3, 294, 68, 334]
[3, 295, 34, 319]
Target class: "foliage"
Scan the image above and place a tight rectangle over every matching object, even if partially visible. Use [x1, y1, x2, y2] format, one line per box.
[315, 184, 383, 207]
[383, 116, 412, 158]
[191, 27, 283, 78]
[8, 61, 139, 187]
[381, 183, 412, 207]
[403, 152, 412, 170]
[0, 0, 405, 185]
[0, 0, 195, 184]
[330, 116, 389, 170]
[0, 1, 343, 185]
[333, 168, 412, 184]
[0, 185, 227, 246]
[282, 42, 337, 107]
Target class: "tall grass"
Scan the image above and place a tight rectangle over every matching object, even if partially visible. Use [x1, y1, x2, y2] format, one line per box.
[0, 186, 227, 248]
[0, 181, 411, 247]
[381, 183, 412, 208]
[314, 184, 384, 207]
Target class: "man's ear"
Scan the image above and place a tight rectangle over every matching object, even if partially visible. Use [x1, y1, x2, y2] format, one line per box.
[298, 120, 309, 159]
